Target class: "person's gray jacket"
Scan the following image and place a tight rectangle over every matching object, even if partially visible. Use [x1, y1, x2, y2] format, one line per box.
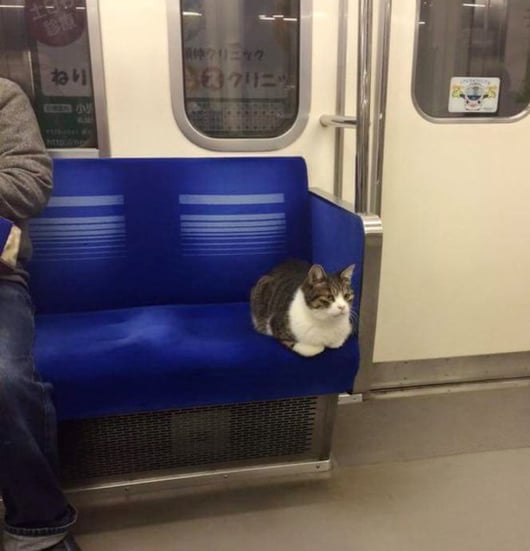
[0, 78, 53, 284]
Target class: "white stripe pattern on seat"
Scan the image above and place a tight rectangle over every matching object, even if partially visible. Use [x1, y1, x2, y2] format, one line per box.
[179, 194, 285, 205]
[30, 195, 127, 262]
[47, 195, 124, 207]
[179, 194, 287, 257]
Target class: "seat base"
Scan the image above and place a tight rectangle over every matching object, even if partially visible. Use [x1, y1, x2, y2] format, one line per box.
[58, 395, 338, 488]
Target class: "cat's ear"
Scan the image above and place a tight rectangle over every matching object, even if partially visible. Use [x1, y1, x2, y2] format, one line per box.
[307, 264, 327, 285]
[339, 264, 355, 282]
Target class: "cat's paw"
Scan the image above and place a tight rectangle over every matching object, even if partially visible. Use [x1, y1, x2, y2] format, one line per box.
[293, 343, 325, 357]
[327, 339, 346, 349]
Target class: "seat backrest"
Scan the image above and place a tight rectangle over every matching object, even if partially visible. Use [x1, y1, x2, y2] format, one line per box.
[29, 157, 312, 313]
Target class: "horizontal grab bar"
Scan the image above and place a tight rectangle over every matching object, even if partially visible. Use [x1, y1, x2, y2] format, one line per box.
[319, 115, 358, 128]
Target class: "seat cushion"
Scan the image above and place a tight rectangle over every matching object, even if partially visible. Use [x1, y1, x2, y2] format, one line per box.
[35, 302, 359, 420]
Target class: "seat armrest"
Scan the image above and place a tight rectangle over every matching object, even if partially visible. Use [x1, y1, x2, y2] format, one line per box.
[310, 188, 364, 269]
[311, 188, 384, 394]
[310, 188, 365, 308]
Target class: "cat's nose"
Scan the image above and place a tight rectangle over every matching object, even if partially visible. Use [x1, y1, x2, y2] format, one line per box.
[338, 304, 346, 312]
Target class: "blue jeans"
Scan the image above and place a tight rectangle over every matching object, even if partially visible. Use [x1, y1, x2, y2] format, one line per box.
[0, 282, 76, 550]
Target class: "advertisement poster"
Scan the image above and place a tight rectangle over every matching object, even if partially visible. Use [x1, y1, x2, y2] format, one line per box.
[25, 0, 97, 148]
[448, 77, 500, 114]
[181, 0, 298, 137]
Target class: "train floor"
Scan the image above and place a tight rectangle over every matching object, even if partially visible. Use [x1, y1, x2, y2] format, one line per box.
[58, 446, 530, 551]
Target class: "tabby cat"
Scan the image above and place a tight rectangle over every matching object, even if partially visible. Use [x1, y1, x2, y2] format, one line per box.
[250, 259, 356, 357]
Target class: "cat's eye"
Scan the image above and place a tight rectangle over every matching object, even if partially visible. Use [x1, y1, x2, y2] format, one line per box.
[344, 293, 354, 301]
[314, 295, 334, 308]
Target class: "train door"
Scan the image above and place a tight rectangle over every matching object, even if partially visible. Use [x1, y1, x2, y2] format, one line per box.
[370, 0, 530, 389]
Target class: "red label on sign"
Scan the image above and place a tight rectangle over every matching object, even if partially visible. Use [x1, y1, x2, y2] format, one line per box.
[25, 0, 85, 47]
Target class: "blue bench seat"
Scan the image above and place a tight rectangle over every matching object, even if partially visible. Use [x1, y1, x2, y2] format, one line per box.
[35, 301, 359, 420]
[29, 157, 364, 421]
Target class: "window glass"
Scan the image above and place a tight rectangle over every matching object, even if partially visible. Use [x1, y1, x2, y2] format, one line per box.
[0, 0, 97, 148]
[179, 0, 301, 139]
[414, 0, 530, 119]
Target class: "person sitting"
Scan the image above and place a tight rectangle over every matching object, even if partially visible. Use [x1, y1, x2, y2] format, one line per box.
[0, 77, 81, 551]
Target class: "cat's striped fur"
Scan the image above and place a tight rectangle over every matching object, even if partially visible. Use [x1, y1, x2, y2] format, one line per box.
[250, 259, 356, 357]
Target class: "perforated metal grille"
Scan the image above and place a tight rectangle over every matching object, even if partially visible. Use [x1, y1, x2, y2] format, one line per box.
[58, 397, 323, 482]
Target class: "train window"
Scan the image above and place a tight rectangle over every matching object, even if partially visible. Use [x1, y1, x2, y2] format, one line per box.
[0, 0, 98, 150]
[413, 0, 530, 121]
[168, 0, 311, 151]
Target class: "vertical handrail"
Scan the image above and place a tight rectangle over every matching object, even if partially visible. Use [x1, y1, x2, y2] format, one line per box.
[355, 0, 373, 213]
[370, 0, 392, 216]
[319, 0, 385, 395]
[333, 0, 350, 198]
[352, 0, 385, 394]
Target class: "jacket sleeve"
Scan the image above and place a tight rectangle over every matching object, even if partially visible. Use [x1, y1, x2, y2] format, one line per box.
[0, 79, 52, 221]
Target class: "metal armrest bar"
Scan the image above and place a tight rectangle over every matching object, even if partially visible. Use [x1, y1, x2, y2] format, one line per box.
[310, 187, 356, 212]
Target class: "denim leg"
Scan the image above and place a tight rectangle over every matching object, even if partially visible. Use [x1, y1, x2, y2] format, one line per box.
[0, 282, 76, 546]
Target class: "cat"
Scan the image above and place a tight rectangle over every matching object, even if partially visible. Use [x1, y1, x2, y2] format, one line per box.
[250, 259, 356, 357]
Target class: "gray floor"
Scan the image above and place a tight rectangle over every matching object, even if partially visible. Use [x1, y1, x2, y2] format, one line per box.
[3, 385, 530, 550]
[71, 447, 530, 551]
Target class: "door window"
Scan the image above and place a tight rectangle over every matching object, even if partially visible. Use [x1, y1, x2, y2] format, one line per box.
[414, 0, 530, 120]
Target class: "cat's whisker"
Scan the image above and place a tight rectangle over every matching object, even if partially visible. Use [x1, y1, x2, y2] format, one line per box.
[349, 310, 360, 332]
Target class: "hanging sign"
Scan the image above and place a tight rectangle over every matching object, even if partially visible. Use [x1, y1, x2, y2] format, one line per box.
[25, 0, 96, 148]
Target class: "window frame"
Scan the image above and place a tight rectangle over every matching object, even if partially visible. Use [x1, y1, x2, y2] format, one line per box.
[411, 0, 530, 125]
[167, 0, 312, 151]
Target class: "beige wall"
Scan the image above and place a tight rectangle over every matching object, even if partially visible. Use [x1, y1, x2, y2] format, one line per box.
[373, 0, 530, 361]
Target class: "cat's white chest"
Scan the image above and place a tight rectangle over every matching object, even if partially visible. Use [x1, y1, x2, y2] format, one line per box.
[288, 289, 351, 348]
